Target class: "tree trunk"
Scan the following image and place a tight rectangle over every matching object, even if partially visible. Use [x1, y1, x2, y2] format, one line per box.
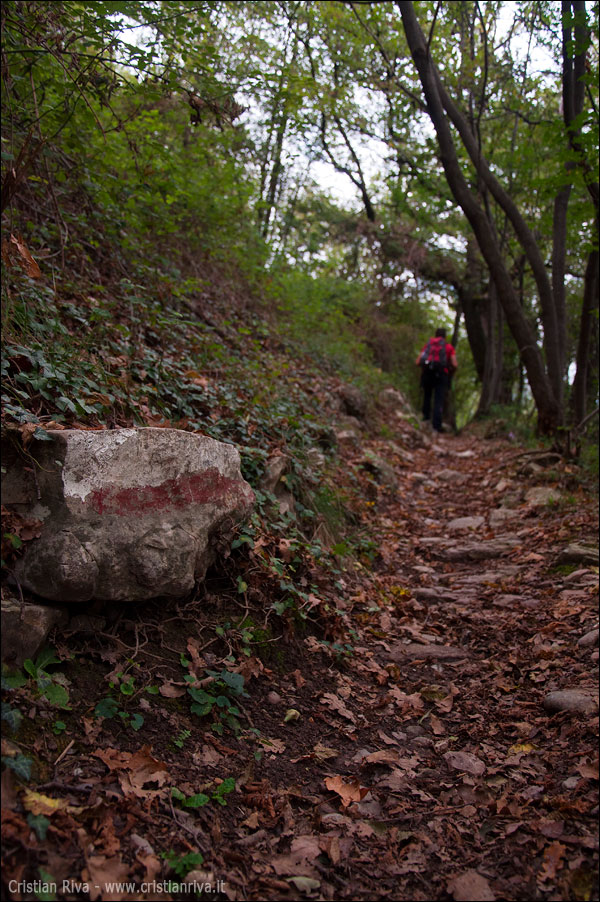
[571, 233, 599, 425]
[258, 15, 300, 240]
[552, 185, 571, 398]
[398, 0, 561, 433]
[476, 282, 503, 416]
[457, 238, 487, 381]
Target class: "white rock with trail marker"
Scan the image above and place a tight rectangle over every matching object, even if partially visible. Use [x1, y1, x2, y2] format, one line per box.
[2, 428, 255, 603]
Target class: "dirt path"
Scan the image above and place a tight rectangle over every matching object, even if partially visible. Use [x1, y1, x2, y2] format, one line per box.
[214, 430, 598, 901]
[2, 429, 598, 902]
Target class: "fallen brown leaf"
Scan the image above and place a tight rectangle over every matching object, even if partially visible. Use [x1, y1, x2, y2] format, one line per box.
[444, 750, 486, 776]
[82, 855, 131, 902]
[93, 746, 169, 799]
[320, 692, 356, 722]
[159, 681, 186, 698]
[448, 868, 495, 901]
[537, 841, 567, 885]
[324, 775, 369, 808]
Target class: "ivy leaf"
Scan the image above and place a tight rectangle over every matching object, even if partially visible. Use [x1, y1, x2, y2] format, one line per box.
[1, 702, 23, 731]
[27, 813, 50, 840]
[35, 648, 61, 670]
[183, 793, 210, 808]
[94, 697, 119, 719]
[215, 670, 248, 697]
[130, 713, 144, 731]
[1, 672, 27, 691]
[33, 427, 53, 441]
[2, 754, 33, 780]
[42, 683, 70, 709]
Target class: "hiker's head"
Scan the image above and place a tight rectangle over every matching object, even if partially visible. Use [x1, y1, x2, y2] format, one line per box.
[435, 328, 447, 338]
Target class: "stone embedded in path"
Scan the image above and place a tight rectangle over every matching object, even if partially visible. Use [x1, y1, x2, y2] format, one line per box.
[577, 629, 599, 648]
[489, 507, 519, 528]
[389, 643, 471, 661]
[424, 537, 519, 562]
[436, 468, 467, 484]
[543, 690, 599, 715]
[2, 428, 255, 603]
[447, 516, 485, 532]
[556, 543, 599, 567]
[413, 587, 463, 604]
[563, 568, 598, 585]
[450, 566, 520, 587]
[493, 594, 538, 608]
[524, 486, 561, 507]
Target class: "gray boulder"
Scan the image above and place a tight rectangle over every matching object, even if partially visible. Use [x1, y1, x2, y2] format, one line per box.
[2, 428, 254, 603]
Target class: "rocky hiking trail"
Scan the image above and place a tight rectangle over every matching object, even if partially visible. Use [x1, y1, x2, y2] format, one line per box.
[2, 426, 599, 902]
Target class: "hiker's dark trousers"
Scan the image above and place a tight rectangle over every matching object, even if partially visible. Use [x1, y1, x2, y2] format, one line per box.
[421, 369, 448, 432]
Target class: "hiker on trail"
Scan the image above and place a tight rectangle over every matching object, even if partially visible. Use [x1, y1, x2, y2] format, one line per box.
[415, 328, 457, 433]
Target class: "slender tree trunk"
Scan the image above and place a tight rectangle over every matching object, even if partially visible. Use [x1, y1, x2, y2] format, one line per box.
[457, 238, 487, 381]
[258, 15, 300, 240]
[476, 282, 503, 416]
[261, 117, 287, 239]
[560, 0, 600, 429]
[562, 1, 599, 213]
[398, 0, 560, 433]
[571, 233, 599, 424]
[552, 184, 572, 398]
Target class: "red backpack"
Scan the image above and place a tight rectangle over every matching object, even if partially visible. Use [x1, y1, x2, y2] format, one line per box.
[421, 336, 447, 373]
